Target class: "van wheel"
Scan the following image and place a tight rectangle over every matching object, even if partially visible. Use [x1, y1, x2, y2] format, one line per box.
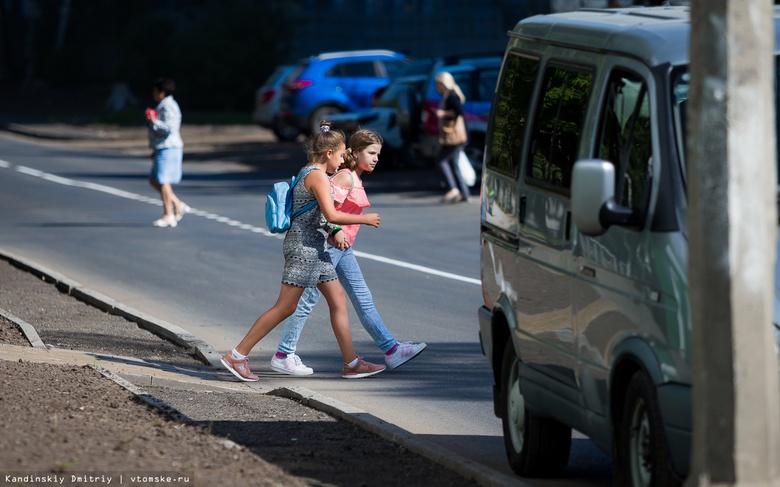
[616, 371, 680, 487]
[500, 341, 571, 477]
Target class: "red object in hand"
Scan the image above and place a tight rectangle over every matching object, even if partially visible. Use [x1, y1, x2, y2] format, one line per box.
[145, 108, 157, 118]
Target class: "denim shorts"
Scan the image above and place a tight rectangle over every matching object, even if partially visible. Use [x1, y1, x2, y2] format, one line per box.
[150, 147, 183, 184]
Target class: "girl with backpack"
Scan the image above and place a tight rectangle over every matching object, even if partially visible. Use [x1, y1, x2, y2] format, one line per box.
[271, 129, 427, 376]
[221, 121, 385, 381]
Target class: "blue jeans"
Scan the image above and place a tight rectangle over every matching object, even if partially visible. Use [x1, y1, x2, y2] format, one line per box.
[277, 245, 396, 354]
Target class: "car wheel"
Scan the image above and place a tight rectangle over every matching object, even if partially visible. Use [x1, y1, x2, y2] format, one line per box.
[616, 371, 680, 487]
[272, 120, 300, 142]
[500, 340, 572, 478]
[309, 106, 343, 135]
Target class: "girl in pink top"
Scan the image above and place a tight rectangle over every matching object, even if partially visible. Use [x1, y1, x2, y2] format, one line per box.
[271, 129, 427, 376]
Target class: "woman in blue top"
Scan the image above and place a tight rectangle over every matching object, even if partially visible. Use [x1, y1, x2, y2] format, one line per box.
[146, 77, 190, 228]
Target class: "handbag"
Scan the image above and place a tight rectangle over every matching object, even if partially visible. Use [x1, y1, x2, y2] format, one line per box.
[457, 150, 477, 187]
[439, 114, 468, 146]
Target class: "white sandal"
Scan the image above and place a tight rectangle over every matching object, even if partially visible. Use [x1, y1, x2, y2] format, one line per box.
[175, 203, 191, 222]
[152, 215, 177, 228]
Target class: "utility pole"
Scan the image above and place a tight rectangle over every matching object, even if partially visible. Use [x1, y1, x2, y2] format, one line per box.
[686, 0, 780, 485]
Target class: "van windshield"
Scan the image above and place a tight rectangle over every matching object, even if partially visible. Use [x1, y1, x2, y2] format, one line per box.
[673, 63, 780, 187]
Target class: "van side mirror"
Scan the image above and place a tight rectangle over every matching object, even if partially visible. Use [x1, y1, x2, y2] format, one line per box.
[571, 159, 640, 236]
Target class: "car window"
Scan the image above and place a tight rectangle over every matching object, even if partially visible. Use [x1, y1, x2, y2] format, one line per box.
[673, 59, 780, 188]
[596, 70, 654, 210]
[328, 61, 378, 78]
[485, 54, 539, 177]
[526, 64, 594, 192]
[453, 72, 473, 102]
[383, 60, 409, 79]
[375, 79, 416, 107]
[477, 69, 500, 102]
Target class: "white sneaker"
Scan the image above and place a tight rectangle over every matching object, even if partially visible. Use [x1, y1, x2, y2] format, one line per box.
[385, 341, 427, 369]
[270, 353, 314, 376]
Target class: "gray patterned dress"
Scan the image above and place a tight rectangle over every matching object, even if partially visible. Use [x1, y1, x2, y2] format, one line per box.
[282, 166, 338, 287]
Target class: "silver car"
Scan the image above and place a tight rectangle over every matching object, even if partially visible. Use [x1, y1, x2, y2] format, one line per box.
[252, 64, 299, 141]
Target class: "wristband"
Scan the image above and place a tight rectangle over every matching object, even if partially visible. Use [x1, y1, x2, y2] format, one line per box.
[331, 226, 342, 236]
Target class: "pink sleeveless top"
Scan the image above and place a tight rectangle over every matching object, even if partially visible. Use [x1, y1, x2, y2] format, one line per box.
[331, 169, 370, 245]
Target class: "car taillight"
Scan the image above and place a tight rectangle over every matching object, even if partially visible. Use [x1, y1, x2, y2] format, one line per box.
[284, 79, 313, 92]
[261, 89, 276, 103]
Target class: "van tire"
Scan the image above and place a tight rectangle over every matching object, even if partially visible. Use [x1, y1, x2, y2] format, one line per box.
[500, 340, 572, 477]
[616, 371, 680, 487]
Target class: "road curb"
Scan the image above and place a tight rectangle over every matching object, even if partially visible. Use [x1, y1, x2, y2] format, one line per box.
[272, 386, 522, 487]
[0, 248, 222, 367]
[0, 307, 46, 349]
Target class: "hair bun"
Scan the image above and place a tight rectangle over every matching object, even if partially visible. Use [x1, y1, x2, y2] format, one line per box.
[319, 120, 331, 133]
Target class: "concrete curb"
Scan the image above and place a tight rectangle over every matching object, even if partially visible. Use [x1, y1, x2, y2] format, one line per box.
[0, 248, 222, 367]
[0, 307, 46, 349]
[0, 248, 523, 487]
[272, 386, 521, 487]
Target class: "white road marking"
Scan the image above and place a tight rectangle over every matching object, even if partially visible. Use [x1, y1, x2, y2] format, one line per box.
[2, 162, 480, 286]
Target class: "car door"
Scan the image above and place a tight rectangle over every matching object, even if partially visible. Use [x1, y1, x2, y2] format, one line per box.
[337, 60, 386, 111]
[515, 61, 595, 395]
[572, 61, 662, 423]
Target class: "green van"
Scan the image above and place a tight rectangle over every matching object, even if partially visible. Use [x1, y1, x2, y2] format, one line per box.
[478, 6, 780, 486]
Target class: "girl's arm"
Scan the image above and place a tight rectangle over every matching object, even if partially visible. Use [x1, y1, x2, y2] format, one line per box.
[331, 170, 353, 194]
[306, 170, 380, 227]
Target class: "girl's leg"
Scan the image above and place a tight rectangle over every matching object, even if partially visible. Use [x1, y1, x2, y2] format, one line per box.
[160, 183, 177, 217]
[277, 286, 322, 354]
[316, 279, 356, 363]
[336, 248, 396, 352]
[452, 145, 471, 201]
[277, 246, 342, 355]
[235, 283, 305, 356]
[437, 145, 459, 191]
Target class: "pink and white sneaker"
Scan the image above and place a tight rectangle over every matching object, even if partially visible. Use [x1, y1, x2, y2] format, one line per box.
[220, 353, 259, 382]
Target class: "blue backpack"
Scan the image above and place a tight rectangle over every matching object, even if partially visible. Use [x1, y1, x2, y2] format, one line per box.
[265, 167, 318, 233]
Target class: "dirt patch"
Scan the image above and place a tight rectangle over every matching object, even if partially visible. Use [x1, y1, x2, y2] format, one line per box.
[0, 359, 309, 487]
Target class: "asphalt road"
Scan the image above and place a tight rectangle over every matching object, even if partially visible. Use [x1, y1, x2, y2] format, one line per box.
[0, 129, 612, 486]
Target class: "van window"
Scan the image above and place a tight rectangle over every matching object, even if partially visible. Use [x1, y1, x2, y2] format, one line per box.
[485, 54, 539, 177]
[527, 65, 594, 192]
[596, 70, 653, 209]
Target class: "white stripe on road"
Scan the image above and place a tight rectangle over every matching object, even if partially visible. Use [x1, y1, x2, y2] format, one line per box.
[1, 161, 480, 286]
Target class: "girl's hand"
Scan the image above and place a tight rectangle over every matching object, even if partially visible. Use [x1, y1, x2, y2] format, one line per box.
[329, 231, 350, 250]
[363, 213, 380, 228]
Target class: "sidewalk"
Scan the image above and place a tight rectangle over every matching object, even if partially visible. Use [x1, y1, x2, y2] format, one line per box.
[0, 253, 512, 486]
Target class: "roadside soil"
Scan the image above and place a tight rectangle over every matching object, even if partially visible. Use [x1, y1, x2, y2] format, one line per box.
[0, 127, 478, 487]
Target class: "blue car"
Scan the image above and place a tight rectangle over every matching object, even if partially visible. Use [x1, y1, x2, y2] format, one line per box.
[278, 49, 410, 137]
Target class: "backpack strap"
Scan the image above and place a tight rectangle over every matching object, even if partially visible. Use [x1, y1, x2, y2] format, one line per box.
[290, 166, 319, 222]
